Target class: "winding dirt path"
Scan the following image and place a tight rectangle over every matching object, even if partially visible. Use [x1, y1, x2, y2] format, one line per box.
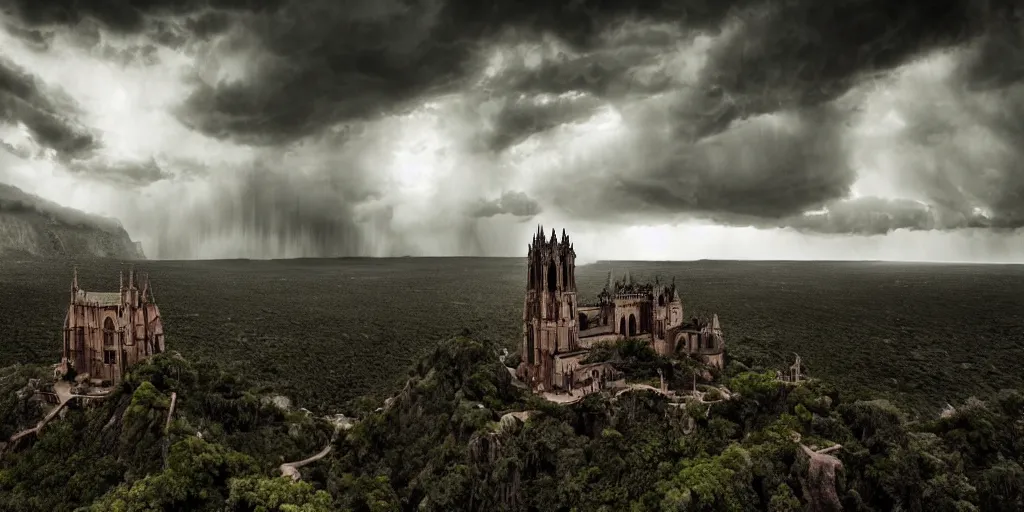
[279, 444, 333, 481]
[3, 390, 111, 453]
[278, 416, 346, 481]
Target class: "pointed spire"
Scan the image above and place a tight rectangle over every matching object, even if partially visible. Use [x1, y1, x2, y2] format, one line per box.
[72, 266, 79, 291]
[712, 313, 721, 331]
[119, 267, 124, 294]
[550, 228, 556, 244]
[606, 271, 614, 290]
[128, 265, 135, 289]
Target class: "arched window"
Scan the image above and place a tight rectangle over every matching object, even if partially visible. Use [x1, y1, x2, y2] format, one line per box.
[547, 263, 557, 292]
[658, 295, 665, 307]
[628, 314, 637, 337]
[103, 317, 117, 365]
[619, 317, 626, 335]
[103, 318, 115, 346]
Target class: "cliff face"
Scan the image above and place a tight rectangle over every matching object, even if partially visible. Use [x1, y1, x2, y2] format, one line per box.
[0, 184, 144, 260]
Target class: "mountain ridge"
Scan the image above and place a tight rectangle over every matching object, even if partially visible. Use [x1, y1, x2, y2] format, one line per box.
[0, 184, 144, 259]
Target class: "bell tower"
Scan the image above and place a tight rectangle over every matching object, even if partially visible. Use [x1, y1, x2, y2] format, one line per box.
[521, 226, 579, 391]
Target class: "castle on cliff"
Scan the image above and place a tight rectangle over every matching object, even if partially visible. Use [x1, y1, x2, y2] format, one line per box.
[516, 227, 725, 393]
[57, 267, 165, 385]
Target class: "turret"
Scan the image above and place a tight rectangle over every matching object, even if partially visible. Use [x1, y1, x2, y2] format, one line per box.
[71, 266, 79, 303]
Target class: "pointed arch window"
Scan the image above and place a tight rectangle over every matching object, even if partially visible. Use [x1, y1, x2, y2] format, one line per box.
[103, 317, 117, 364]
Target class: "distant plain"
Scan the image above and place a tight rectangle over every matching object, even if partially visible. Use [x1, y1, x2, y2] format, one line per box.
[1, 258, 1022, 415]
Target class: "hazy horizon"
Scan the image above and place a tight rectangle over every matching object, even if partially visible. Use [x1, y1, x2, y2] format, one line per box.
[46, 254, 1024, 266]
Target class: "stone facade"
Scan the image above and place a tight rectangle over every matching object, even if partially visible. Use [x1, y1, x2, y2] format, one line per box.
[517, 226, 725, 394]
[518, 228, 580, 391]
[59, 267, 164, 385]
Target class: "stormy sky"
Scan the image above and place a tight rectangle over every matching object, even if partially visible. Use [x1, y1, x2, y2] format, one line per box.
[0, 0, 1022, 262]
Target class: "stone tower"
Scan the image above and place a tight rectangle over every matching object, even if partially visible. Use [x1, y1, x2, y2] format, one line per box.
[520, 226, 579, 391]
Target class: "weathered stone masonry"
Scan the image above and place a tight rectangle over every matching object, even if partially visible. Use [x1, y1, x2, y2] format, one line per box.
[59, 267, 165, 385]
[517, 227, 725, 394]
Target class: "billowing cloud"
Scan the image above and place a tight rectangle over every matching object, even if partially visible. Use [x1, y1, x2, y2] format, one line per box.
[0, 0, 1020, 260]
[0, 56, 97, 159]
[779, 197, 982, 236]
[471, 191, 541, 219]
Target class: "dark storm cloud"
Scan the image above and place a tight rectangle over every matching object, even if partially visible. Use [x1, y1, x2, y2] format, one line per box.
[1, 0, 745, 145]
[540, 105, 854, 226]
[479, 92, 602, 152]
[490, 31, 680, 99]
[470, 191, 541, 219]
[483, 0, 1006, 135]
[0, 0, 284, 34]
[881, 8, 1024, 232]
[0, 57, 97, 159]
[4, 0, 1021, 242]
[958, 12, 1024, 91]
[4, 0, 1006, 146]
[692, 1, 988, 123]
[485, 0, 1019, 234]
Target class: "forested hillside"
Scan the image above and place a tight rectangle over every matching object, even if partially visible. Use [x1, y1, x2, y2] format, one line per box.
[1, 337, 1022, 511]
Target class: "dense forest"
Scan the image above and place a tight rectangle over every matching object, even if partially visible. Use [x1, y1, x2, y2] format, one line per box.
[1, 336, 1022, 511]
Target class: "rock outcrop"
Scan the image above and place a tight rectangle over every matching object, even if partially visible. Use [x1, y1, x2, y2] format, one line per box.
[0, 184, 144, 259]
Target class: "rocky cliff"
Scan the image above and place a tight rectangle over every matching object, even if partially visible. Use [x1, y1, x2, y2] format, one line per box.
[0, 184, 144, 259]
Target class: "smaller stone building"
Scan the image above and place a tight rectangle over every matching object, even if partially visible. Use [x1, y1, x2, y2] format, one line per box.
[60, 267, 165, 385]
